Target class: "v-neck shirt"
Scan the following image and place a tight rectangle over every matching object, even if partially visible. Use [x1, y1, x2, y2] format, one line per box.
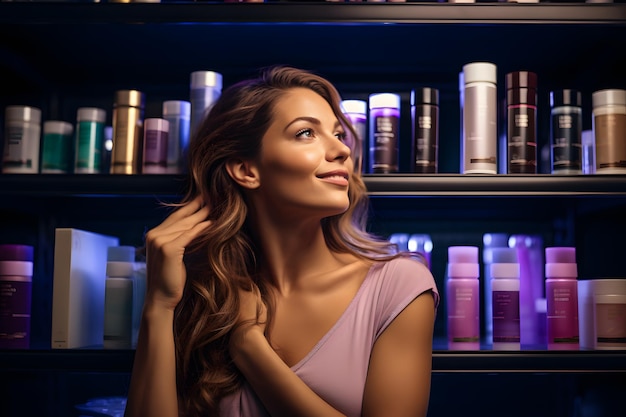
[219, 256, 439, 417]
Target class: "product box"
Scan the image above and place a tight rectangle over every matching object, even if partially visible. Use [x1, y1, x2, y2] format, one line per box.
[51, 228, 119, 349]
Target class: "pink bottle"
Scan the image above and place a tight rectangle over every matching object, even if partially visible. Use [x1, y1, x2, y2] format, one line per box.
[446, 246, 480, 350]
[545, 247, 579, 350]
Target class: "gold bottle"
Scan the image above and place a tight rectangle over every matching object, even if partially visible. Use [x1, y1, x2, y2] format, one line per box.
[111, 90, 145, 174]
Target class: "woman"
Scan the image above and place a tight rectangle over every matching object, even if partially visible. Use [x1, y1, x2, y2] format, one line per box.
[125, 66, 439, 417]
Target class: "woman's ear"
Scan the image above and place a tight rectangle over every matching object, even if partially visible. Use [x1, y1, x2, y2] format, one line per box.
[225, 158, 260, 189]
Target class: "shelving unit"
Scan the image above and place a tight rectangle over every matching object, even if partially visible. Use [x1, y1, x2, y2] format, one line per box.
[1, 2, 625, 417]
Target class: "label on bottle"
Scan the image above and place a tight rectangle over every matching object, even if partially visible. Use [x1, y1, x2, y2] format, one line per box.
[447, 281, 480, 343]
[551, 107, 582, 173]
[369, 110, 399, 173]
[596, 303, 626, 346]
[0, 278, 32, 349]
[546, 282, 579, 345]
[507, 104, 537, 174]
[413, 104, 438, 174]
[594, 113, 626, 171]
[493, 290, 520, 343]
[463, 84, 497, 173]
[42, 133, 71, 173]
[143, 129, 169, 169]
[2, 123, 40, 173]
[75, 121, 104, 173]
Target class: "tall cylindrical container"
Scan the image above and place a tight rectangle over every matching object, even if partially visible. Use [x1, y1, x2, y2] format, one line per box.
[103, 246, 135, 349]
[482, 233, 509, 344]
[506, 71, 538, 174]
[190, 70, 223, 137]
[2, 105, 42, 174]
[162, 100, 191, 174]
[446, 246, 480, 350]
[41, 121, 73, 174]
[592, 89, 626, 174]
[111, 90, 145, 174]
[142, 118, 169, 174]
[368, 93, 400, 173]
[411, 88, 439, 173]
[545, 247, 579, 350]
[491, 247, 520, 350]
[0, 244, 34, 349]
[550, 90, 582, 174]
[74, 107, 106, 174]
[462, 62, 497, 174]
[340, 99, 367, 174]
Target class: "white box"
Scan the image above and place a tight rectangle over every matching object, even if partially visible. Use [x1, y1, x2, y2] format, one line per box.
[51, 228, 119, 348]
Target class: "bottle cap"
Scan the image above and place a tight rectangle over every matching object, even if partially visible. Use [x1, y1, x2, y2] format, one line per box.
[5, 105, 42, 124]
[490, 263, 520, 279]
[410, 88, 439, 106]
[163, 100, 191, 117]
[592, 89, 626, 108]
[106, 261, 135, 278]
[144, 118, 170, 132]
[506, 71, 537, 90]
[107, 246, 135, 262]
[0, 260, 33, 277]
[491, 247, 518, 263]
[77, 107, 106, 123]
[369, 93, 400, 110]
[44, 120, 73, 136]
[448, 246, 478, 264]
[114, 90, 146, 108]
[462, 62, 497, 84]
[190, 71, 223, 89]
[545, 247, 576, 264]
[550, 89, 582, 108]
[0, 244, 34, 262]
[340, 100, 367, 115]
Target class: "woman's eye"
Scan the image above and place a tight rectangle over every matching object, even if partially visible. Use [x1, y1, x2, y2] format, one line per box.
[336, 131, 347, 142]
[295, 128, 313, 138]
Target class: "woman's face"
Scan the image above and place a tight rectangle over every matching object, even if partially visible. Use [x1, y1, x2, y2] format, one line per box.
[251, 87, 353, 221]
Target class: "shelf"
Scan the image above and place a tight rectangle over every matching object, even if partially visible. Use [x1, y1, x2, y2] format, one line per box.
[1, 348, 624, 374]
[1, 174, 626, 198]
[1, 3, 625, 25]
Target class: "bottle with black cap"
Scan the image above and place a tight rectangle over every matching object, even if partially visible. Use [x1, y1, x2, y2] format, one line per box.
[411, 87, 439, 173]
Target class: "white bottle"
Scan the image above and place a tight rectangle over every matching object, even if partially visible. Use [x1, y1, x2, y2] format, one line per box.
[490, 248, 520, 350]
[103, 246, 135, 349]
[462, 62, 498, 174]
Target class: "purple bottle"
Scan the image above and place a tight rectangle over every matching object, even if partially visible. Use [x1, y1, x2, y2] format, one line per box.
[0, 244, 34, 349]
[368, 93, 400, 173]
[446, 246, 480, 350]
[545, 247, 579, 350]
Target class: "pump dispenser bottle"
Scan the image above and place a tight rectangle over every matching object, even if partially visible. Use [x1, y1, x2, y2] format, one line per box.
[446, 246, 480, 350]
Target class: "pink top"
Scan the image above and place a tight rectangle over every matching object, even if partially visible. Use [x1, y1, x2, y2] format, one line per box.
[219, 256, 439, 417]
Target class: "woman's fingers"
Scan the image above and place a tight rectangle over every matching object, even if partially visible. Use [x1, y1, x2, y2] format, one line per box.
[157, 196, 207, 229]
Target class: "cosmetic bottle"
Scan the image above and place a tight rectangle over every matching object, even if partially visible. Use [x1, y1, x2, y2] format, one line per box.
[368, 93, 400, 173]
[2, 105, 41, 174]
[411, 88, 439, 173]
[506, 71, 538, 174]
[190, 70, 223, 136]
[550, 90, 582, 174]
[111, 90, 145, 174]
[446, 246, 480, 350]
[461, 62, 497, 174]
[545, 247, 579, 350]
[74, 107, 106, 174]
[41, 121, 73, 174]
[142, 118, 169, 174]
[592, 89, 626, 174]
[482, 233, 509, 344]
[0, 244, 34, 349]
[162, 100, 191, 174]
[389, 233, 410, 252]
[340, 99, 367, 174]
[408, 234, 433, 269]
[581, 130, 596, 175]
[509, 234, 544, 347]
[103, 246, 135, 349]
[490, 247, 520, 350]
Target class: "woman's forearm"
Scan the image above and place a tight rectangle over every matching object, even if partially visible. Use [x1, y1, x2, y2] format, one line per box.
[230, 327, 346, 417]
[125, 303, 179, 417]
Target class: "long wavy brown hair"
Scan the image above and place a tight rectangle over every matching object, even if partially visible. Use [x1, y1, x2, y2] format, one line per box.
[174, 65, 410, 416]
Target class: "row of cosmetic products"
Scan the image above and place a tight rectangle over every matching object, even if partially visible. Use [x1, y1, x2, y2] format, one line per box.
[390, 233, 626, 350]
[0, 70, 221, 175]
[341, 62, 626, 175]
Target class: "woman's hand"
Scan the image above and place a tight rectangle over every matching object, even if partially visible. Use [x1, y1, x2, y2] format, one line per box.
[143, 196, 211, 311]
